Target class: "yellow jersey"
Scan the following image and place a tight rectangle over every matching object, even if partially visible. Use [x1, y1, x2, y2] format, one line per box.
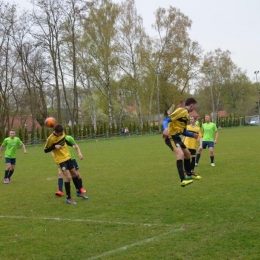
[44, 132, 72, 163]
[184, 124, 202, 149]
[167, 107, 190, 135]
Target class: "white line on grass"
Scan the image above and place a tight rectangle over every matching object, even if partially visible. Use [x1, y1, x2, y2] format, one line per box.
[0, 215, 171, 227]
[86, 227, 184, 260]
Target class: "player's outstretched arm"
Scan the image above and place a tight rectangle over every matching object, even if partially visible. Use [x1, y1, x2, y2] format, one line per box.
[74, 144, 83, 160]
[22, 144, 27, 154]
[183, 129, 198, 139]
[214, 131, 219, 144]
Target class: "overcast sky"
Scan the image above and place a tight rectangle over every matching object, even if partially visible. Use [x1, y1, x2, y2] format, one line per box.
[13, 0, 260, 81]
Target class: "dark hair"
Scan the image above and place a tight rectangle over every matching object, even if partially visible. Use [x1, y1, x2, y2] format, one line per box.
[185, 98, 197, 106]
[54, 124, 64, 133]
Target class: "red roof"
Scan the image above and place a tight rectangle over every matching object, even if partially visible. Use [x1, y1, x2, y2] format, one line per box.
[125, 106, 137, 115]
[218, 110, 228, 117]
[190, 110, 199, 117]
[5, 115, 41, 132]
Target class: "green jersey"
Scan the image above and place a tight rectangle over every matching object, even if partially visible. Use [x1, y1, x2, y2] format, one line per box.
[202, 122, 218, 141]
[65, 135, 76, 159]
[2, 137, 23, 158]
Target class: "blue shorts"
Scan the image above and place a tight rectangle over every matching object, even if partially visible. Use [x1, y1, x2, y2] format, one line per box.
[5, 158, 16, 165]
[71, 159, 79, 170]
[202, 141, 214, 149]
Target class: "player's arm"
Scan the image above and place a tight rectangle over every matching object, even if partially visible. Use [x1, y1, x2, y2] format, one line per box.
[74, 144, 83, 160]
[65, 139, 73, 147]
[44, 138, 56, 153]
[198, 135, 202, 147]
[22, 143, 27, 154]
[214, 131, 219, 144]
[162, 117, 171, 130]
[0, 139, 7, 159]
[44, 145, 56, 153]
[183, 129, 198, 139]
[65, 136, 76, 148]
[198, 129, 203, 147]
[162, 117, 171, 139]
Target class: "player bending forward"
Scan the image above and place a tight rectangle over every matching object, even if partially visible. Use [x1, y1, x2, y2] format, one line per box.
[44, 124, 87, 205]
[51, 135, 88, 199]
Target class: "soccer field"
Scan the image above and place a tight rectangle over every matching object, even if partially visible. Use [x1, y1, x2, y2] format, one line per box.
[0, 127, 260, 259]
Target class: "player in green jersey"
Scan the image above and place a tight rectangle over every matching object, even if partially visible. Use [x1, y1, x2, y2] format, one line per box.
[195, 114, 219, 166]
[0, 130, 27, 183]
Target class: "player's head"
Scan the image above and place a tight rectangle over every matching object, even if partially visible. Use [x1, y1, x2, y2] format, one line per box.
[165, 100, 185, 116]
[185, 98, 197, 112]
[177, 100, 185, 108]
[205, 114, 211, 122]
[190, 116, 195, 124]
[54, 124, 64, 136]
[9, 130, 15, 138]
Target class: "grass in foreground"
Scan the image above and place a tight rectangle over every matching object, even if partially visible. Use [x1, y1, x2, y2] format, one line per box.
[0, 126, 260, 259]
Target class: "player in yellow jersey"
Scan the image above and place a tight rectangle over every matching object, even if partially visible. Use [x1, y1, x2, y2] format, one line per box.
[51, 135, 88, 199]
[162, 98, 199, 187]
[44, 124, 85, 205]
[182, 116, 202, 178]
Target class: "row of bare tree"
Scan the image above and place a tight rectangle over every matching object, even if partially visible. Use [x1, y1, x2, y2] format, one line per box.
[0, 0, 256, 134]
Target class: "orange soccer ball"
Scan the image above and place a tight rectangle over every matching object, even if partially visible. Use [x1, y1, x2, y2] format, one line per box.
[44, 117, 56, 128]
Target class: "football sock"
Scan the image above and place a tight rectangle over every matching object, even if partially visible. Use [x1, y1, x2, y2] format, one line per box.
[195, 154, 201, 164]
[78, 178, 83, 190]
[8, 170, 14, 179]
[210, 156, 214, 163]
[191, 157, 196, 171]
[58, 178, 63, 192]
[72, 177, 80, 192]
[65, 182, 71, 199]
[184, 159, 192, 175]
[176, 159, 185, 181]
[4, 170, 9, 179]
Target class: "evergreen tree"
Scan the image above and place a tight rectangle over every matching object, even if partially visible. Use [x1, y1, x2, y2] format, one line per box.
[78, 124, 82, 139]
[68, 126, 72, 135]
[83, 124, 87, 138]
[41, 127, 46, 141]
[100, 124, 104, 135]
[24, 128, 29, 143]
[73, 125, 78, 139]
[0, 130, 3, 142]
[19, 128, 23, 141]
[37, 128, 40, 140]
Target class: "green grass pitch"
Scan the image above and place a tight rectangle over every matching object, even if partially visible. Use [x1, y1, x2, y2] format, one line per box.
[0, 126, 260, 259]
